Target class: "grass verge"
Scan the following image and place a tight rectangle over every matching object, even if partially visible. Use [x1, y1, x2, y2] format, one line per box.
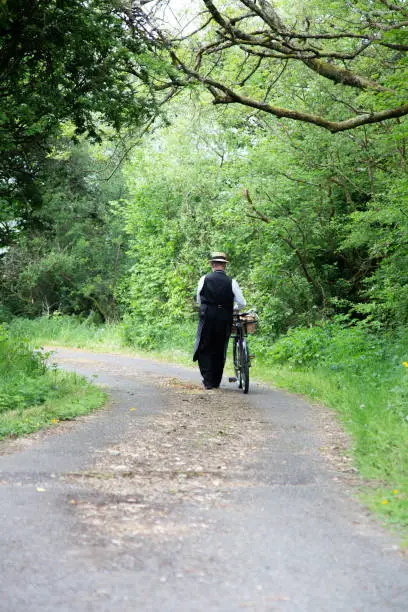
[0, 323, 106, 440]
[257, 364, 408, 530]
[7, 314, 197, 365]
[0, 370, 106, 439]
[253, 321, 408, 537]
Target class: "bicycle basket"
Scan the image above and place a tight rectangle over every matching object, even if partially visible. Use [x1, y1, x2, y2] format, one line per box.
[241, 313, 258, 334]
[232, 312, 258, 335]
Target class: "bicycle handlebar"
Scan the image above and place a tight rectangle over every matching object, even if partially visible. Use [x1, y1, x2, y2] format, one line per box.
[233, 309, 258, 318]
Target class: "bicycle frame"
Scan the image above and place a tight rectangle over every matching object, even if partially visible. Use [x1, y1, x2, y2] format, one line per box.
[230, 312, 252, 393]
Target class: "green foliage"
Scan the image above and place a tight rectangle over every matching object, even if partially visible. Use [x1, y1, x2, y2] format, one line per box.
[266, 317, 406, 385]
[342, 165, 408, 325]
[118, 105, 255, 329]
[0, 137, 129, 320]
[264, 322, 336, 367]
[0, 305, 13, 323]
[118, 97, 408, 338]
[2, 4, 408, 335]
[0, 0, 158, 229]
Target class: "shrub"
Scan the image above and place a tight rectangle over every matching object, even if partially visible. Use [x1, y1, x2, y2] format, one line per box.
[0, 324, 49, 412]
[265, 322, 335, 366]
[0, 305, 13, 324]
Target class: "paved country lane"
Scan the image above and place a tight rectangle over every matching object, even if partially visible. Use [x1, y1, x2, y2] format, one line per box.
[0, 348, 407, 611]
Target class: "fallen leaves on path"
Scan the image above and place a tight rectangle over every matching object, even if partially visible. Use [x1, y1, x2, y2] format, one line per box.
[67, 380, 267, 544]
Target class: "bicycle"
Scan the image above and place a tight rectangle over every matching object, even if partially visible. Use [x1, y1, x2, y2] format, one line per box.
[229, 310, 258, 394]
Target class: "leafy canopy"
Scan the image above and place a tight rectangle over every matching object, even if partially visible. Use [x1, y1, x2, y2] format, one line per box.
[157, 0, 408, 132]
[0, 0, 159, 222]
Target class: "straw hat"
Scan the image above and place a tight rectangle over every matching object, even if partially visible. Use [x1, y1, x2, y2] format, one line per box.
[209, 252, 229, 264]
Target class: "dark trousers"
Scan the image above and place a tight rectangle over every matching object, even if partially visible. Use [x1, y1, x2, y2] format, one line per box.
[197, 316, 231, 388]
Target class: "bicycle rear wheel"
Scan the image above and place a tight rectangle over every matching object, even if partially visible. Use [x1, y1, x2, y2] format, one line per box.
[240, 338, 250, 394]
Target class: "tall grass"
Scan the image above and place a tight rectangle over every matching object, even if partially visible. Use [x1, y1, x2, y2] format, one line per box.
[8, 315, 123, 351]
[7, 314, 197, 363]
[0, 324, 49, 412]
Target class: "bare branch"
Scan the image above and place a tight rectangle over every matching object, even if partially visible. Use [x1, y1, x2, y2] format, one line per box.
[276, 171, 321, 188]
[379, 0, 408, 12]
[239, 0, 287, 33]
[195, 2, 392, 92]
[202, 0, 235, 36]
[239, 55, 263, 86]
[379, 41, 408, 51]
[243, 188, 270, 222]
[171, 16, 213, 43]
[302, 57, 389, 92]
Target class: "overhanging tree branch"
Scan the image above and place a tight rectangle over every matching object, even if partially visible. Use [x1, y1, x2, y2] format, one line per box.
[136, 0, 408, 133]
[170, 51, 408, 132]
[200, 0, 396, 91]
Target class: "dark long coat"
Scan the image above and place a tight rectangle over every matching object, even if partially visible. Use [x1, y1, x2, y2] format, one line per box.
[193, 271, 234, 362]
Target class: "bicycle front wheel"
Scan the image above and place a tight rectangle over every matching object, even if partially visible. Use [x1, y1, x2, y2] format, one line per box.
[233, 335, 242, 388]
[240, 338, 250, 394]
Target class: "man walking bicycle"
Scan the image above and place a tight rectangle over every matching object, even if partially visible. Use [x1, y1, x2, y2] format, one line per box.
[193, 252, 246, 390]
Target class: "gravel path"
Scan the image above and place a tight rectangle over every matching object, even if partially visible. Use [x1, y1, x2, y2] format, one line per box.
[0, 348, 407, 611]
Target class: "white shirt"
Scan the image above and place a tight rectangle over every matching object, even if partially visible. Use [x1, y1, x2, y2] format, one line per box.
[196, 274, 246, 310]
